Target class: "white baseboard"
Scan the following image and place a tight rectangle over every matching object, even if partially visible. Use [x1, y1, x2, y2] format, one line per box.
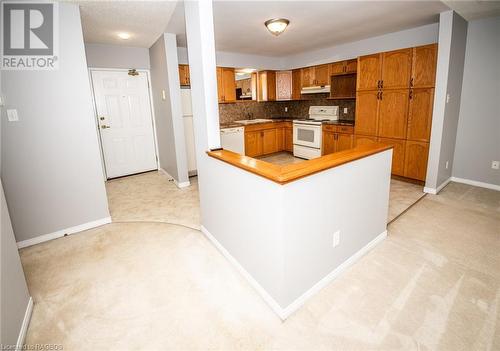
[451, 177, 500, 191]
[158, 168, 190, 189]
[17, 217, 111, 249]
[16, 296, 33, 349]
[201, 225, 387, 320]
[424, 177, 452, 195]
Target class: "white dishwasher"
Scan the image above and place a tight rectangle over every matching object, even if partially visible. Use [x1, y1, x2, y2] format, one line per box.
[220, 127, 245, 155]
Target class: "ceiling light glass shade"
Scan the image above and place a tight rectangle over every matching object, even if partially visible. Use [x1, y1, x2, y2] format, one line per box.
[265, 18, 290, 36]
[117, 32, 131, 40]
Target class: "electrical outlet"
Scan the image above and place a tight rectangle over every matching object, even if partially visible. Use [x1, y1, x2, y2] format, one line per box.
[343, 107, 348, 114]
[445, 161, 449, 169]
[492, 161, 499, 170]
[161, 90, 166, 101]
[332, 231, 340, 248]
[7, 109, 19, 122]
[284, 107, 288, 112]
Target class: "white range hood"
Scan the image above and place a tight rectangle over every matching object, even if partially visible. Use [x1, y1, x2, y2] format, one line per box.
[301, 85, 331, 94]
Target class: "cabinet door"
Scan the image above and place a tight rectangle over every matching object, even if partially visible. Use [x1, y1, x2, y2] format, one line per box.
[354, 135, 378, 147]
[292, 69, 302, 100]
[276, 127, 284, 151]
[382, 48, 412, 89]
[378, 89, 409, 139]
[216, 67, 224, 102]
[262, 129, 277, 155]
[412, 44, 437, 88]
[329, 61, 345, 75]
[357, 54, 382, 91]
[314, 64, 329, 86]
[378, 137, 406, 176]
[267, 71, 276, 101]
[355, 90, 379, 136]
[222, 67, 236, 102]
[301, 67, 315, 88]
[407, 88, 434, 142]
[322, 131, 336, 155]
[285, 127, 293, 152]
[245, 131, 262, 157]
[276, 71, 292, 100]
[345, 59, 357, 73]
[336, 133, 354, 152]
[404, 141, 429, 181]
[179, 65, 190, 86]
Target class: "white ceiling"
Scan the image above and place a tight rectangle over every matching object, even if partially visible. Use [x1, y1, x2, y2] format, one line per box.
[69, 0, 178, 47]
[74, 0, 500, 55]
[169, 1, 450, 56]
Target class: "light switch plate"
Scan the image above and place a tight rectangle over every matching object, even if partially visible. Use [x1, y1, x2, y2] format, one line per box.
[161, 90, 166, 101]
[492, 161, 499, 170]
[7, 109, 19, 122]
[343, 107, 348, 114]
[0, 95, 4, 107]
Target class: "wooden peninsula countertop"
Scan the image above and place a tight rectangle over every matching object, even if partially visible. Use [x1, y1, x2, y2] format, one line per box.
[207, 143, 393, 185]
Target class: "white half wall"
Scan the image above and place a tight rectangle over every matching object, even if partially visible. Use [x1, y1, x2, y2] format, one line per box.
[452, 16, 500, 187]
[1, 3, 110, 242]
[85, 43, 150, 69]
[149, 34, 189, 186]
[426, 11, 468, 192]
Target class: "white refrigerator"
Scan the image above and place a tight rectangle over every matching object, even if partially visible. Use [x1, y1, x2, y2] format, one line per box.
[181, 89, 197, 175]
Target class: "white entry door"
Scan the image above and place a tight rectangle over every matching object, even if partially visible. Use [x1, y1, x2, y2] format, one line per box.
[91, 70, 157, 179]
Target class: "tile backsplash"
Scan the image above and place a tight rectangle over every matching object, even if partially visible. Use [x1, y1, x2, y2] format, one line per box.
[218, 94, 355, 124]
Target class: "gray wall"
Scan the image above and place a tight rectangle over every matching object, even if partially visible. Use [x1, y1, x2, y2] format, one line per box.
[149, 34, 189, 184]
[426, 11, 468, 191]
[1, 3, 110, 242]
[0, 180, 30, 346]
[453, 16, 500, 186]
[85, 43, 150, 69]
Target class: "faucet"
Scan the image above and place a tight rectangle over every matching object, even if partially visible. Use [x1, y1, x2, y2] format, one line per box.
[246, 112, 254, 120]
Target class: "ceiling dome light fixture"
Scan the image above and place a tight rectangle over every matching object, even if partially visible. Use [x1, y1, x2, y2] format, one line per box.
[265, 18, 290, 36]
[117, 32, 131, 40]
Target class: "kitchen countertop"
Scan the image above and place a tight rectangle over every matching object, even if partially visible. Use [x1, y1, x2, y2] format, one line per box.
[220, 118, 354, 129]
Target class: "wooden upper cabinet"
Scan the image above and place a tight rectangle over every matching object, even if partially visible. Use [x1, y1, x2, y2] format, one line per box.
[276, 71, 292, 100]
[378, 137, 406, 176]
[357, 53, 382, 91]
[407, 88, 434, 142]
[355, 90, 379, 136]
[314, 64, 330, 86]
[412, 44, 437, 88]
[329, 62, 345, 75]
[345, 59, 357, 73]
[404, 141, 429, 181]
[382, 48, 412, 90]
[292, 69, 302, 100]
[258, 70, 276, 101]
[378, 89, 409, 139]
[179, 64, 190, 86]
[216, 67, 224, 102]
[222, 67, 236, 102]
[301, 67, 315, 88]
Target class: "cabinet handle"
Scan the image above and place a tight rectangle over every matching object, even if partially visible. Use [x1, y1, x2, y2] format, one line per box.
[377, 91, 380, 100]
[409, 90, 413, 100]
[380, 91, 383, 100]
[377, 80, 380, 89]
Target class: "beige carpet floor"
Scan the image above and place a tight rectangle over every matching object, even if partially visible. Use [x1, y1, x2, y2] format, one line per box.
[20, 182, 500, 350]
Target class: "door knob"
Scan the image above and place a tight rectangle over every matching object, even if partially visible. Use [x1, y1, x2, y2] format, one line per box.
[101, 125, 110, 129]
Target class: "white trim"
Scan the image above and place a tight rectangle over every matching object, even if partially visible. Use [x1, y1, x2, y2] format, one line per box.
[424, 177, 451, 195]
[201, 225, 387, 320]
[450, 177, 500, 191]
[16, 297, 33, 350]
[17, 217, 111, 249]
[158, 168, 191, 189]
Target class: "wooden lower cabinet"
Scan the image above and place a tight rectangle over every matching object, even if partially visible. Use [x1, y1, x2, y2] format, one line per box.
[377, 137, 406, 176]
[244, 131, 262, 157]
[337, 133, 354, 152]
[262, 129, 277, 154]
[354, 134, 377, 147]
[407, 88, 434, 142]
[355, 90, 379, 136]
[284, 126, 293, 152]
[404, 141, 429, 181]
[322, 131, 336, 155]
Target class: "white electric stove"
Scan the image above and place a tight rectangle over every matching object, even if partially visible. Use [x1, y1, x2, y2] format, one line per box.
[293, 106, 339, 159]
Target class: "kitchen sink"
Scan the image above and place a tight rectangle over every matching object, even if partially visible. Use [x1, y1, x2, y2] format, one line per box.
[234, 119, 273, 125]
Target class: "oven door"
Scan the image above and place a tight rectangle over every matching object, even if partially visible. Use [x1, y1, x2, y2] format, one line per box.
[293, 123, 321, 149]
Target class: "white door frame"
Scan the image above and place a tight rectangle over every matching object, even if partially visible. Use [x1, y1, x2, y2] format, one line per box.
[88, 68, 160, 180]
